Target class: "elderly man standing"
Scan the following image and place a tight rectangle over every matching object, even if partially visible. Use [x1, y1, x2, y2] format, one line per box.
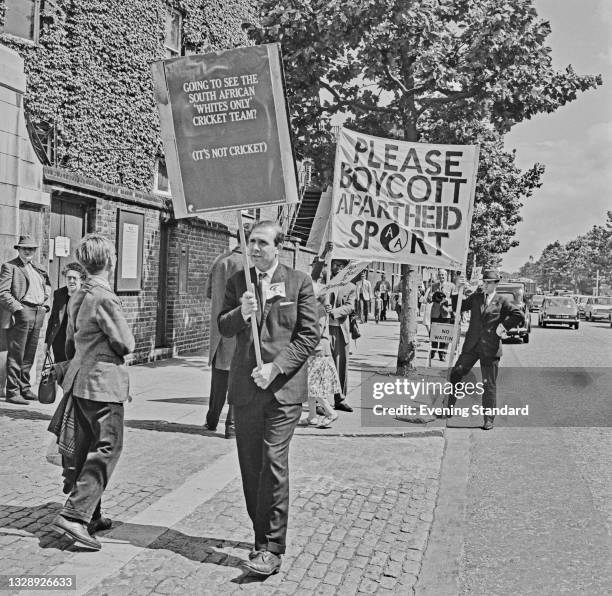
[0, 235, 51, 405]
[218, 221, 319, 576]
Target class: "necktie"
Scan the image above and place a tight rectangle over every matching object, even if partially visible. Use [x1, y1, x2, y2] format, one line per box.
[256, 272, 266, 323]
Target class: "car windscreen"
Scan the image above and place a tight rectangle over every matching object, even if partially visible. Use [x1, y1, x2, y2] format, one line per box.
[594, 297, 612, 305]
[547, 298, 575, 307]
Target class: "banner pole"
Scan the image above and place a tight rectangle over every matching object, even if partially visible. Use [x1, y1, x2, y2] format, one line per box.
[237, 210, 263, 368]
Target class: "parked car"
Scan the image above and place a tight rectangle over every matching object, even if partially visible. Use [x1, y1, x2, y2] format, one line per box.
[575, 295, 591, 319]
[495, 283, 530, 343]
[583, 296, 612, 321]
[538, 297, 579, 329]
[529, 294, 546, 312]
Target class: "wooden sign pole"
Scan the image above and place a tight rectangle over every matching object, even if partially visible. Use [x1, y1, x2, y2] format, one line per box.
[236, 211, 263, 368]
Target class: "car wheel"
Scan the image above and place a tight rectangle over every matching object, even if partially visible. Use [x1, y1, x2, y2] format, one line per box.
[574, 323, 579, 330]
[523, 333, 530, 344]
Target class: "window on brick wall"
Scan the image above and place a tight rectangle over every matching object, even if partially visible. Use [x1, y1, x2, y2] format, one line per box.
[2, 0, 40, 42]
[165, 8, 183, 57]
[154, 158, 171, 194]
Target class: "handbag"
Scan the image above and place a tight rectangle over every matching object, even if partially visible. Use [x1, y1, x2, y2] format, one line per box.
[349, 312, 361, 340]
[38, 350, 57, 404]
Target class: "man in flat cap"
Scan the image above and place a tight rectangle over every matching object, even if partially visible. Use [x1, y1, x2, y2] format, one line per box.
[0, 235, 51, 404]
[448, 269, 523, 430]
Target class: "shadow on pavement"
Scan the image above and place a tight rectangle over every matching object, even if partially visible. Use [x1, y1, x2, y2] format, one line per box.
[125, 419, 224, 437]
[0, 406, 52, 422]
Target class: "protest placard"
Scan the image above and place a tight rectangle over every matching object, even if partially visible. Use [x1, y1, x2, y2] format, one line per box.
[470, 266, 483, 284]
[330, 128, 479, 269]
[320, 260, 370, 294]
[152, 43, 298, 217]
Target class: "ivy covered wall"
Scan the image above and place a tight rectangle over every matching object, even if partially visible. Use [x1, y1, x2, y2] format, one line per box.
[0, 0, 255, 191]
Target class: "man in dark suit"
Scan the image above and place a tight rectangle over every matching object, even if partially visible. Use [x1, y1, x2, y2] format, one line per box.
[449, 269, 523, 430]
[218, 221, 319, 576]
[0, 235, 51, 404]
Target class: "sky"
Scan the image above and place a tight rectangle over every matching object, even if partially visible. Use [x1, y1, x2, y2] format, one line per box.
[502, 0, 612, 272]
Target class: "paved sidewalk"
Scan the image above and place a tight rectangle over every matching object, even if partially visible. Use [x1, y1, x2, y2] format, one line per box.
[0, 316, 448, 595]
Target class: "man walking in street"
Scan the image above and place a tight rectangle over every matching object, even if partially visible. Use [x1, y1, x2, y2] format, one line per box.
[218, 221, 319, 576]
[204, 228, 250, 438]
[374, 273, 392, 321]
[448, 269, 523, 430]
[327, 259, 355, 413]
[0, 235, 51, 405]
[355, 270, 373, 322]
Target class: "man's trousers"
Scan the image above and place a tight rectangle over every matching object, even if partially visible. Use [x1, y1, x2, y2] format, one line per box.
[206, 365, 234, 430]
[329, 326, 349, 403]
[449, 350, 499, 421]
[61, 398, 124, 523]
[6, 305, 45, 399]
[233, 390, 301, 555]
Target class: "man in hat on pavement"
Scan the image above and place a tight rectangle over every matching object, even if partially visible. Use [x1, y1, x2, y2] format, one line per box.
[448, 269, 523, 430]
[0, 235, 51, 404]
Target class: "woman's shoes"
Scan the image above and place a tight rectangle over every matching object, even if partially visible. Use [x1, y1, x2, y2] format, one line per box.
[317, 413, 338, 429]
[299, 416, 320, 427]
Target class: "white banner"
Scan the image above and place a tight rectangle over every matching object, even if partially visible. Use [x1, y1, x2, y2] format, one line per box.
[331, 128, 479, 269]
[320, 260, 370, 294]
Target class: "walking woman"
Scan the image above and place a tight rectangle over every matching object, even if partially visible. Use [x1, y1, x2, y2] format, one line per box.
[49, 234, 134, 550]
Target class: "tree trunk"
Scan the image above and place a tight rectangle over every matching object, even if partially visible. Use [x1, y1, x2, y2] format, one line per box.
[396, 264, 419, 376]
[396, 116, 420, 376]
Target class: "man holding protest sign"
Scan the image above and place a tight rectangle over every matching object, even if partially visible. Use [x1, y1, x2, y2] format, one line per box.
[326, 259, 356, 413]
[448, 270, 523, 430]
[218, 221, 319, 575]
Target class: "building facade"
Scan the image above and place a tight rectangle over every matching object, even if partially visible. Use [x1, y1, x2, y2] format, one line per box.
[0, 0, 305, 364]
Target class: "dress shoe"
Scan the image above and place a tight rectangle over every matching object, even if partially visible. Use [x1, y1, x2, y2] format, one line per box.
[88, 516, 112, 534]
[224, 425, 235, 439]
[242, 551, 281, 576]
[334, 401, 353, 413]
[51, 515, 101, 550]
[204, 423, 217, 432]
[482, 419, 494, 431]
[6, 396, 29, 405]
[22, 390, 38, 401]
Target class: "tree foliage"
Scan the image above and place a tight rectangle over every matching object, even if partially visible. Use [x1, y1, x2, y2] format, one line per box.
[518, 218, 612, 294]
[249, 0, 602, 372]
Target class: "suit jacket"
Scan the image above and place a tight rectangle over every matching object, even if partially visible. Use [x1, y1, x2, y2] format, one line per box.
[460, 290, 524, 360]
[218, 263, 319, 406]
[0, 257, 51, 329]
[328, 283, 356, 344]
[206, 248, 243, 369]
[62, 279, 135, 403]
[45, 286, 70, 345]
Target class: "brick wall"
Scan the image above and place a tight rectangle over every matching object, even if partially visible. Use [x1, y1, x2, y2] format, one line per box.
[166, 219, 230, 356]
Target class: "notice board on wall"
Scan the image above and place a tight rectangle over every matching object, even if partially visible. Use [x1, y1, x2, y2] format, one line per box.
[152, 43, 299, 217]
[115, 209, 144, 292]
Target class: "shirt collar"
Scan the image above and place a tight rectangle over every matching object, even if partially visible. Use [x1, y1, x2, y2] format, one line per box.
[88, 274, 111, 290]
[19, 257, 33, 268]
[255, 260, 279, 280]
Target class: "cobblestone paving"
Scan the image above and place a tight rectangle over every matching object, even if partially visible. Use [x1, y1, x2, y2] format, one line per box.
[0, 405, 234, 582]
[87, 436, 443, 596]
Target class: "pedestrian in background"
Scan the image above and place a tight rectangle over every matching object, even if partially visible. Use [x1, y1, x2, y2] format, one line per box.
[429, 290, 452, 361]
[303, 277, 340, 429]
[50, 233, 135, 551]
[327, 259, 355, 413]
[374, 273, 391, 321]
[0, 235, 51, 405]
[204, 227, 250, 438]
[44, 262, 87, 363]
[355, 270, 372, 322]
